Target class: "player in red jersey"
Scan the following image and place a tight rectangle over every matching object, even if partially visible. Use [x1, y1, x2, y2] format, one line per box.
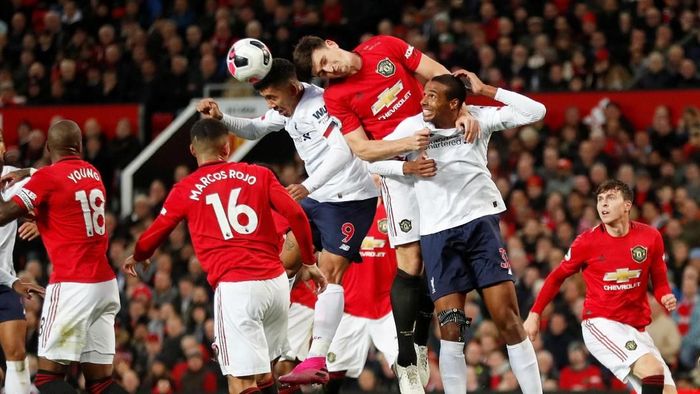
[325, 196, 399, 393]
[524, 179, 677, 394]
[292, 34, 472, 393]
[124, 119, 327, 394]
[0, 120, 125, 394]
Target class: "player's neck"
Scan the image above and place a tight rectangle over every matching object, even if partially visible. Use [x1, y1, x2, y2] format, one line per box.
[349, 52, 362, 75]
[197, 154, 226, 166]
[432, 114, 459, 130]
[51, 151, 80, 163]
[603, 218, 630, 237]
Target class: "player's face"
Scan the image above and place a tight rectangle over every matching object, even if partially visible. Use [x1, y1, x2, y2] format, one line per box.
[596, 189, 631, 224]
[259, 84, 296, 117]
[311, 41, 352, 79]
[420, 81, 449, 123]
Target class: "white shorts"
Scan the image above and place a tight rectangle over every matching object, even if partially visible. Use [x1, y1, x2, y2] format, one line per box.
[380, 176, 420, 247]
[582, 318, 675, 390]
[327, 312, 398, 378]
[280, 302, 314, 362]
[39, 279, 120, 364]
[214, 273, 289, 377]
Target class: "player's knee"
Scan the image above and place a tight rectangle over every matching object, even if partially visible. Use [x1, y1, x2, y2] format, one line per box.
[437, 308, 471, 342]
[319, 257, 349, 283]
[634, 354, 665, 378]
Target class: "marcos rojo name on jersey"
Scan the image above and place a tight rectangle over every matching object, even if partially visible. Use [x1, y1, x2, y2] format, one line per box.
[189, 169, 257, 201]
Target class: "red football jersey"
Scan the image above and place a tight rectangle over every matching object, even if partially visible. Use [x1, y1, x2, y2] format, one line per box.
[532, 222, 672, 330]
[342, 201, 397, 319]
[324, 35, 424, 140]
[12, 156, 114, 283]
[134, 161, 315, 289]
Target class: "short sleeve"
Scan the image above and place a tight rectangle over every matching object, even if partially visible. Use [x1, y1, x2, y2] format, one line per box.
[11, 169, 52, 212]
[377, 35, 422, 72]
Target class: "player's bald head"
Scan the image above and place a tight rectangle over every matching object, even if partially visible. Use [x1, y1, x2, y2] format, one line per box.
[190, 118, 229, 155]
[47, 120, 82, 154]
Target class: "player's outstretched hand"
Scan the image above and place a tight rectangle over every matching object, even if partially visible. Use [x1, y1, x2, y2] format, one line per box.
[298, 264, 328, 294]
[403, 154, 437, 177]
[12, 280, 45, 299]
[523, 312, 540, 342]
[196, 98, 223, 120]
[1, 168, 32, 189]
[18, 221, 39, 240]
[123, 255, 150, 278]
[286, 184, 310, 201]
[661, 294, 677, 312]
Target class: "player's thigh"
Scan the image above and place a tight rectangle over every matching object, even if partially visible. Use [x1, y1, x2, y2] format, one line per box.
[369, 312, 399, 368]
[313, 198, 378, 263]
[281, 302, 315, 362]
[214, 280, 276, 377]
[379, 176, 420, 249]
[327, 314, 371, 378]
[420, 227, 474, 302]
[38, 282, 93, 363]
[261, 274, 292, 362]
[81, 279, 120, 365]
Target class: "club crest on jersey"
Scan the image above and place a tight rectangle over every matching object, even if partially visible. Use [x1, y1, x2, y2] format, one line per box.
[631, 245, 647, 263]
[378, 218, 388, 234]
[399, 219, 412, 233]
[625, 340, 637, 351]
[376, 58, 396, 77]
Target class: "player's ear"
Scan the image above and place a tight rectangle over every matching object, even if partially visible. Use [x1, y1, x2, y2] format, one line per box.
[325, 40, 338, 49]
[450, 98, 460, 111]
[189, 144, 196, 158]
[222, 140, 231, 157]
[624, 200, 632, 213]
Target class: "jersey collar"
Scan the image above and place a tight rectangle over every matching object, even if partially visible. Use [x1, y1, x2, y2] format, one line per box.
[199, 160, 226, 168]
[57, 155, 82, 163]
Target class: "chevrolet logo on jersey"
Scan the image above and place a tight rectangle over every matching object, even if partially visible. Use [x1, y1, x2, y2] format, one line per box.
[603, 268, 641, 283]
[372, 81, 404, 115]
[361, 236, 386, 250]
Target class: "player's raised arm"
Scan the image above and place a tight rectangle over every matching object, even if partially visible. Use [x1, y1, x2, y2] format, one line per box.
[196, 98, 284, 140]
[343, 127, 429, 162]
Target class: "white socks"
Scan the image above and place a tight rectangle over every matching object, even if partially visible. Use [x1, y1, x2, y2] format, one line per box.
[439, 340, 467, 394]
[5, 359, 31, 394]
[307, 283, 344, 358]
[507, 338, 543, 394]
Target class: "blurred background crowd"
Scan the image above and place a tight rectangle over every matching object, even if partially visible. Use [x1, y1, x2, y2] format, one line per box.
[2, 0, 700, 393]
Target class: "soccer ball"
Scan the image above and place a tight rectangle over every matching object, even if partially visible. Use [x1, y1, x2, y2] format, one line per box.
[226, 38, 272, 83]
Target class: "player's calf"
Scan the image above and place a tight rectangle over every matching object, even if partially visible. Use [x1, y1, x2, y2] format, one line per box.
[436, 307, 470, 394]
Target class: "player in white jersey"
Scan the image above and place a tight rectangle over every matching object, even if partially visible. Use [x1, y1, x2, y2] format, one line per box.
[0, 136, 45, 394]
[197, 58, 378, 384]
[369, 72, 546, 394]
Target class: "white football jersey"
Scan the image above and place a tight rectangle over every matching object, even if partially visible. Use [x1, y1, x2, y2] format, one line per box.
[391, 88, 546, 235]
[229, 83, 377, 203]
[0, 166, 30, 287]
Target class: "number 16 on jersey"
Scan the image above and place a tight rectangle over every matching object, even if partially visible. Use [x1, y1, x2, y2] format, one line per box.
[206, 187, 259, 240]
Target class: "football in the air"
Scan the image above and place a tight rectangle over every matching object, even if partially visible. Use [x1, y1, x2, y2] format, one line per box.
[226, 38, 272, 83]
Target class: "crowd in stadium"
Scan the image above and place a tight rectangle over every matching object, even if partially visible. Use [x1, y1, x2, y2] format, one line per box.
[2, 0, 700, 393]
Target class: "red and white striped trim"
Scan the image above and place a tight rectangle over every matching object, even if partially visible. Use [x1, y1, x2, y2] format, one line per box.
[583, 319, 627, 362]
[42, 283, 62, 348]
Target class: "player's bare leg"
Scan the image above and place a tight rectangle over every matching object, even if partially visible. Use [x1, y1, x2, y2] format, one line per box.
[392, 241, 431, 391]
[433, 293, 469, 394]
[0, 319, 30, 393]
[631, 353, 677, 394]
[228, 375, 258, 394]
[280, 251, 349, 385]
[481, 281, 542, 394]
[81, 362, 129, 393]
